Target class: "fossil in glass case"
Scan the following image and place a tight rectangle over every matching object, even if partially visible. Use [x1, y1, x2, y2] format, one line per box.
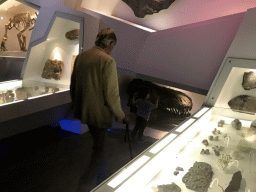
[218, 120, 225, 127]
[65, 29, 79, 40]
[182, 162, 213, 192]
[217, 154, 233, 171]
[242, 71, 256, 90]
[225, 171, 242, 192]
[122, 0, 176, 18]
[0, 12, 37, 52]
[4, 90, 15, 102]
[200, 149, 210, 155]
[237, 138, 252, 152]
[208, 135, 214, 141]
[228, 95, 256, 114]
[127, 78, 193, 118]
[41, 59, 64, 80]
[212, 145, 224, 151]
[202, 139, 209, 146]
[230, 150, 243, 160]
[231, 119, 242, 130]
[152, 182, 181, 192]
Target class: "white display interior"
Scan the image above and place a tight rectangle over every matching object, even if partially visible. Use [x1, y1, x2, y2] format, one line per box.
[23, 16, 80, 87]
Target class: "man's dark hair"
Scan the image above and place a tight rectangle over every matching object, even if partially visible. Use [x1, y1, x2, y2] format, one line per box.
[95, 28, 117, 49]
[137, 87, 149, 99]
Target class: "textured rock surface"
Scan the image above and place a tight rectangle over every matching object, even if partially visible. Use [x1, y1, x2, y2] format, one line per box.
[152, 182, 181, 192]
[225, 171, 242, 192]
[218, 120, 225, 127]
[242, 71, 256, 90]
[182, 162, 213, 192]
[65, 29, 79, 40]
[237, 138, 252, 152]
[127, 78, 192, 118]
[217, 154, 233, 170]
[122, 0, 176, 18]
[228, 95, 256, 113]
[230, 150, 243, 160]
[41, 59, 64, 80]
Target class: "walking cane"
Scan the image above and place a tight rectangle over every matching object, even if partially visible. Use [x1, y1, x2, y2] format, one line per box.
[123, 120, 133, 160]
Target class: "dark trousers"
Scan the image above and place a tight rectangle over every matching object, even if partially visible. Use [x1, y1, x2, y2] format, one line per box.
[88, 125, 108, 152]
[131, 115, 147, 139]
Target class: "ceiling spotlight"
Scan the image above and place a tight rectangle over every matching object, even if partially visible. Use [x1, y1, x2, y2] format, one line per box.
[1, 17, 3, 20]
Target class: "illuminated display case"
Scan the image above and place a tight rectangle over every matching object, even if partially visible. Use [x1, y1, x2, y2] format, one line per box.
[92, 57, 256, 192]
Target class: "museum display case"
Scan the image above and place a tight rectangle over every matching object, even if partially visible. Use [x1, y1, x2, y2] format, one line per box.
[92, 57, 256, 192]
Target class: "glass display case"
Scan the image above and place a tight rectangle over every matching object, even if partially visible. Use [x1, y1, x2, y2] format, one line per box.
[92, 57, 256, 192]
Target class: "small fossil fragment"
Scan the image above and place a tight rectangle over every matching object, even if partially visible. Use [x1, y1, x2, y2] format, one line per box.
[200, 149, 205, 155]
[231, 119, 242, 130]
[152, 182, 181, 192]
[212, 128, 217, 135]
[214, 136, 219, 141]
[174, 171, 179, 175]
[214, 150, 220, 156]
[176, 166, 184, 171]
[208, 135, 214, 141]
[223, 134, 228, 139]
[202, 139, 208, 146]
[217, 130, 221, 134]
[204, 149, 210, 154]
[237, 138, 252, 152]
[228, 95, 256, 113]
[218, 120, 225, 127]
[212, 145, 224, 151]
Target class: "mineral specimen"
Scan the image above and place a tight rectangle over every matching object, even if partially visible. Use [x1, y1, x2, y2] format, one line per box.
[251, 119, 256, 128]
[237, 138, 252, 152]
[214, 150, 220, 156]
[218, 120, 225, 127]
[173, 171, 179, 175]
[176, 166, 184, 171]
[230, 150, 243, 160]
[41, 59, 64, 80]
[212, 128, 217, 135]
[228, 95, 256, 114]
[52, 87, 60, 93]
[225, 171, 242, 192]
[122, 0, 176, 18]
[223, 134, 228, 139]
[212, 145, 224, 151]
[65, 29, 79, 40]
[152, 182, 181, 192]
[4, 90, 15, 102]
[242, 71, 256, 90]
[217, 154, 233, 170]
[214, 136, 219, 141]
[201, 149, 210, 155]
[182, 162, 213, 192]
[231, 119, 242, 130]
[208, 136, 214, 141]
[202, 139, 208, 146]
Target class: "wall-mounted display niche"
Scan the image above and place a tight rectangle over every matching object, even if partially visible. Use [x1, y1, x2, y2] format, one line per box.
[0, 16, 81, 106]
[92, 58, 256, 192]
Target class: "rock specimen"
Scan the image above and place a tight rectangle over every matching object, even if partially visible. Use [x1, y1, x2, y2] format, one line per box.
[242, 71, 256, 90]
[122, 0, 176, 18]
[52, 87, 60, 93]
[225, 171, 242, 192]
[237, 138, 252, 152]
[182, 162, 213, 192]
[41, 59, 64, 80]
[127, 78, 192, 118]
[202, 139, 208, 146]
[218, 120, 225, 127]
[214, 136, 219, 141]
[217, 154, 233, 170]
[228, 95, 256, 114]
[231, 119, 242, 130]
[176, 166, 184, 171]
[201, 149, 210, 155]
[223, 134, 228, 139]
[212, 145, 224, 151]
[214, 150, 220, 156]
[65, 29, 79, 40]
[208, 135, 214, 141]
[212, 128, 221, 135]
[242, 128, 255, 138]
[4, 90, 15, 102]
[173, 171, 179, 175]
[152, 182, 181, 192]
[251, 119, 256, 128]
[230, 150, 243, 160]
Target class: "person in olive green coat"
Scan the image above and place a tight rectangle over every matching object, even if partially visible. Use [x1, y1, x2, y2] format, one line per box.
[70, 28, 129, 151]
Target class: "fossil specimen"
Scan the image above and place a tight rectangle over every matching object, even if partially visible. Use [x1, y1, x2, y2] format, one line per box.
[126, 78, 192, 118]
[223, 134, 228, 139]
[152, 182, 181, 192]
[208, 135, 214, 141]
[52, 87, 60, 93]
[202, 139, 208, 146]
[214, 150, 220, 156]
[1, 12, 37, 52]
[182, 162, 213, 192]
[231, 119, 242, 130]
[212, 128, 221, 135]
[212, 145, 224, 151]
[242, 128, 255, 138]
[251, 119, 256, 128]
[65, 29, 79, 40]
[242, 71, 256, 90]
[228, 95, 256, 114]
[176, 166, 184, 171]
[225, 171, 242, 192]
[201, 149, 210, 155]
[214, 136, 219, 141]
[41, 59, 64, 80]
[217, 154, 233, 170]
[122, 0, 176, 18]
[230, 150, 243, 160]
[173, 171, 179, 175]
[4, 90, 15, 103]
[218, 120, 225, 127]
[237, 138, 252, 152]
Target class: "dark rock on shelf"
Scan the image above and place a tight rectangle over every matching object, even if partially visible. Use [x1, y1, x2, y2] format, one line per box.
[218, 120, 225, 127]
[242, 71, 256, 90]
[153, 182, 181, 192]
[65, 29, 79, 40]
[228, 95, 256, 114]
[41, 59, 64, 80]
[231, 119, 242, 130]
[225, 171, 242, 192]
[122, 0, 176, 18]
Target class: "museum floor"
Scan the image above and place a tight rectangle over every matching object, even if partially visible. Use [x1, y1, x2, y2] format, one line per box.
[0, 113, 184, 192]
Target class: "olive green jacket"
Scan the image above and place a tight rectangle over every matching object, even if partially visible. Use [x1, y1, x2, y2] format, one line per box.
[70, 46, 125, 128]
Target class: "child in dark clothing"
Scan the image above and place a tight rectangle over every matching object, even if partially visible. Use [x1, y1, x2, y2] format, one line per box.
[131, 87, 159, 143]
